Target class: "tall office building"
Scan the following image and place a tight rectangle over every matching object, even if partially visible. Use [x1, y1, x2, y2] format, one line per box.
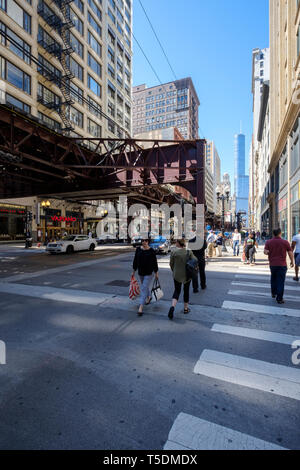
[234, 133, 249, 224]
[0, 0, 132, 141]
[249, 47, 270, 229]
[269, 1, 300, 240]
[132, 77, 200, 140]
[205, 140, 221, 214]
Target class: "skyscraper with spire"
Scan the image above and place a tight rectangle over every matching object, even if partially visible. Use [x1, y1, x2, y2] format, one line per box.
[234, 132, 249, 225]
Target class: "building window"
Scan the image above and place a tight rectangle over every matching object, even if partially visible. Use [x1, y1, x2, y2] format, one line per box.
[108, 120, 115, 133]
[0, 57, 31, 94]
[108, 83, 115, 99]
[108, 45, 115, 63]
[88, 74, 101, 97]
[38, 54, 61, 82]
[74, 0, 84, 13]
[71, 10, 83, 35]
[69, 106, 83, 128]
[70, 32, 84, 58]
[108, 8, 115, 24]
[38, 112, 61, 131]
[88, 12, 102, 37]
[0, 0, 31, 34]
[88, 95, 102, 118]
[88, 31, 101, 56]
[108, 63, 115, 79]
[70, 82, 83, 105]
[38, 26, 62, 60]
[38, 83, 61, 110]
[88, 52, 101, 77]
[108, 100, 115, 117]
[6, 93, 30, 113]
[0, 22, 31, 64]
[70, 56, 83, 81]
[88, 0, 102, 20]
[88, 118, 101, 137]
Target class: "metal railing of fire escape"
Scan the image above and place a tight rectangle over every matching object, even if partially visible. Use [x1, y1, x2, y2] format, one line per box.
[37, 0, 75, 133]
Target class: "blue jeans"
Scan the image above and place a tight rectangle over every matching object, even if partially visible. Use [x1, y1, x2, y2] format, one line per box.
[139, 275, 153, 305]
[233, 240, 240, 256]
[270, 266, 287, 301]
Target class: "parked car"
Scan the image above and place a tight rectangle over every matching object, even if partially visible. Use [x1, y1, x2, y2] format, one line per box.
[96, 234, 116, 245]
[46, 235, 96, 254]
[150, 236, 171, 254]
[131, 236, 143, 248]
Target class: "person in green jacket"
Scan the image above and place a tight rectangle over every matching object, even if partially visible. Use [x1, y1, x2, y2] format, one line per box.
[168, 239, 197, 320]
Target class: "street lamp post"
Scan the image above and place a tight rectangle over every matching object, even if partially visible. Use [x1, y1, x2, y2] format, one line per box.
[216, 185, 230, 252]
[41, 200, 51, 245]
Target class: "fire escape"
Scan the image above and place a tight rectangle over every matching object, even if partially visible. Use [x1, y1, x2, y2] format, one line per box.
[37, 0, 75, 133]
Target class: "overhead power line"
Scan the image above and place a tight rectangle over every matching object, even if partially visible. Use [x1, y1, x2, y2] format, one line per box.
[132, 33, 163, 86]
[138, 0, 177, 81]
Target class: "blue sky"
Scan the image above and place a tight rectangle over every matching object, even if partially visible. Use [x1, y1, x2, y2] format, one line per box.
[132, 0, 269, 183]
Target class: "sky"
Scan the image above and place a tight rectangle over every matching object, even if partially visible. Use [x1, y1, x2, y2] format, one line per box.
[132, 0, 269, 184]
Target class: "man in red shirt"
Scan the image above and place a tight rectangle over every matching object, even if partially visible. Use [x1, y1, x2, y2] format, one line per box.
[264, 228, 294, 304]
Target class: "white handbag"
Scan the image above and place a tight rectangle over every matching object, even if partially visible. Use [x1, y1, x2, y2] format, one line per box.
[151, 278, 164, 302]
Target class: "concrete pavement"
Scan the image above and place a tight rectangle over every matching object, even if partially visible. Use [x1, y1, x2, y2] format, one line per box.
[0, 244, 299, 449]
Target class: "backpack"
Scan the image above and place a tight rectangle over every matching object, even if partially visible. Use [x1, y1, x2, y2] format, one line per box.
[186, 250, 199, 279]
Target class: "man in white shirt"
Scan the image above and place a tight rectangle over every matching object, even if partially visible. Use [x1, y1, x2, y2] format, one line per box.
[232, 229, 242, 256]
[291, 229, 300, 281]
[207, 231, 217, 258]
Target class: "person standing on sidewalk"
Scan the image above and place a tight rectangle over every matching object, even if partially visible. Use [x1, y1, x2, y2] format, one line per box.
[168, 239, 197, 320]
[232, 229, 242, 256]
[291, 228, 300, 282]
[264, 228, 294, 304]
[132, 238, 159, 316]
[216, 233, 223, 257]
[244, 233, 257, 265]
[189, 237, 207, 293]
[207, 231, 216, 258]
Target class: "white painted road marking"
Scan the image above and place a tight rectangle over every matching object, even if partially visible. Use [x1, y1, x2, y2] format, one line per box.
[194, 350, 300, 401]
[232, 281, 300, 291]
[211, 323, 300, 345]
[222, 300, 300, 318]
[237, 268, 293, 277]
[228, 289, 300, 302]
[164, 413, 286, 450]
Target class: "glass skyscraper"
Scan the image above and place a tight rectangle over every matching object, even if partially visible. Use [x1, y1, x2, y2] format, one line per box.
[234, 133, 249, 223]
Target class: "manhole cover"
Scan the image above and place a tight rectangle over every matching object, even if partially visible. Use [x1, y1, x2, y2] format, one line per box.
[106, 280, 130, 287]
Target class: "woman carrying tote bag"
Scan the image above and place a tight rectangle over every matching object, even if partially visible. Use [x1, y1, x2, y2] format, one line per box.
[168, 239, 198, 320]
[132, 238, 159, 316]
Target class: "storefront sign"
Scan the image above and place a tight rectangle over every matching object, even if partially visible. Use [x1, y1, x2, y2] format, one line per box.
[278, 196, 287, 212]
[0, 208, 25, 214]
[51, 216, 77, 222]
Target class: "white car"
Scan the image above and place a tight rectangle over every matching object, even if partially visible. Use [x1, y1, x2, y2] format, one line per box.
[46, 235, 96, 254]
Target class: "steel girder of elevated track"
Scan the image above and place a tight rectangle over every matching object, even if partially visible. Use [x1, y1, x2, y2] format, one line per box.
[0, 104, 206, 205]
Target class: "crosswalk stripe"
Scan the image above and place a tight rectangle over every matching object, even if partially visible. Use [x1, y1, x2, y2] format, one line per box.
[194, 350, 300, 401]
[232, 281, 300, 291]
[234, 274, 297, 286]
[163, 412, 286, 450]
[211, 323, 300, 345]
[238, 268, 293, 277]
[222, 300, 300, 318]
[228, 289, 300, 302]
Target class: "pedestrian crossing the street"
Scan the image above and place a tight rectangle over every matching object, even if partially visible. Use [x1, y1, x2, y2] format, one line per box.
[163, 262, 300, 450]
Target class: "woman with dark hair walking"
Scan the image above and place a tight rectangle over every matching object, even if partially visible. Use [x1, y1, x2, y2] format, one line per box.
[132, 238, 159, 316]
[168, 239, 197, 320]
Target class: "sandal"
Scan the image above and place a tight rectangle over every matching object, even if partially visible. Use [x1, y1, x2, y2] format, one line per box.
[145, 297, 152, 305]
[184, 308, 190, 314]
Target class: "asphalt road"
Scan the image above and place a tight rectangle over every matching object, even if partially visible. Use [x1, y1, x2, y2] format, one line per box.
[0, 245, 299, 450]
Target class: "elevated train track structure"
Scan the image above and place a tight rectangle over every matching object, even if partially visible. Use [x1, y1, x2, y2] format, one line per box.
[0, 104, 205, 207]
